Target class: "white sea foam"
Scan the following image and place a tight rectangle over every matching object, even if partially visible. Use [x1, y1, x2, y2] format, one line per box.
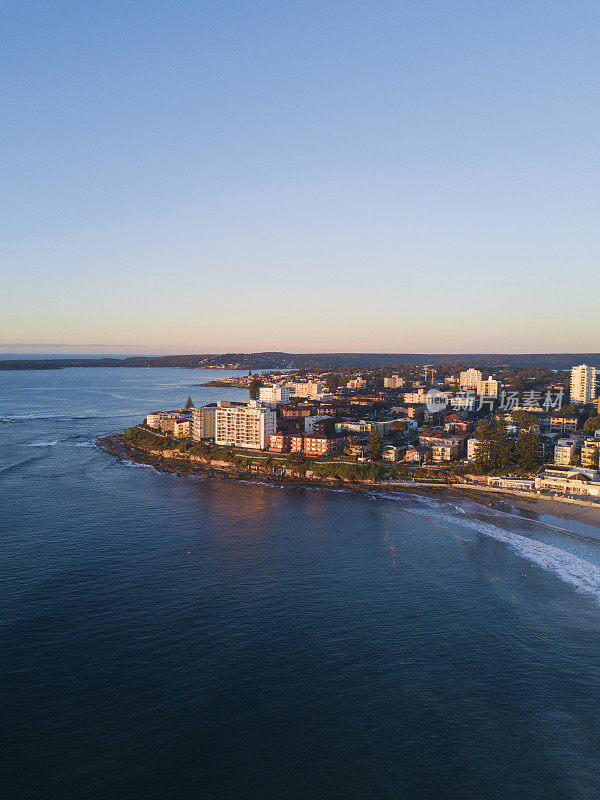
[27, 440, 58, 447]
[119, 458, 155, 469]
[377, 492, 600, 603]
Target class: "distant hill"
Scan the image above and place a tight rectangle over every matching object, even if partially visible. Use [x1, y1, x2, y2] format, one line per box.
[1, 352, 598, 371]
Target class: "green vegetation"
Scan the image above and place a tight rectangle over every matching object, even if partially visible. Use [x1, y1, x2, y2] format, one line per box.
[472, 416, 542, 474]
[510, 410, 537, 430]
[248, 377, 262, 400]
[583, 416, 600, 433]
[185, 396, 195, 409]
[369, 427, 384, 460]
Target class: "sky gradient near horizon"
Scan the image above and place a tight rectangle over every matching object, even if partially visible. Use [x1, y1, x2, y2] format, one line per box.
[2, 1, 599, 354]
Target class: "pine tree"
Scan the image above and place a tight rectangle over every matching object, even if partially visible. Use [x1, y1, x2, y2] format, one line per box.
[515, 431, 542, 473]
[493, 417, 514, 473]
[473, 420, 493, 469]
[369, 426, 384, 460]
[249, 377, 261, 400]
[185, 396, 194, 409]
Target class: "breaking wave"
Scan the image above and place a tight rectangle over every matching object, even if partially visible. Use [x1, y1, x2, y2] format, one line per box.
[380, 493, 600, 603]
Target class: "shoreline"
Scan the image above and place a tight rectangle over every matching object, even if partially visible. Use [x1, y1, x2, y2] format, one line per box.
[98, 434, 600, 532]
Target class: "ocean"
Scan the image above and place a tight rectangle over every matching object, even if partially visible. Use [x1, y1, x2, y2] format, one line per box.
[2, 366, 600, 799]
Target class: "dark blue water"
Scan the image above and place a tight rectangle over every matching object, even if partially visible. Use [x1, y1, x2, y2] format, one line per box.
[2, 368, 600, 799]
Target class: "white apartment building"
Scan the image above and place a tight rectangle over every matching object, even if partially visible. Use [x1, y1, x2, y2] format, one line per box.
[476, 375, 500, 398]
[334, 419, 402, 436]
[173, 419, 191, 437]
[581, 438, 600, 468]
[570, 364, 597, 404]
[384, 375, 405, 389]
[146, 413, 162, 429]
[554, 439, 577, 466]
[215, 400, 276, 450]
[467, 438, 481, 462]
[459, 369, 483, 390]
[403, 389, 430, 404]
[258, 384, 290, 404]
[347, 378, 367, 390]
[289, 381, 325, 399]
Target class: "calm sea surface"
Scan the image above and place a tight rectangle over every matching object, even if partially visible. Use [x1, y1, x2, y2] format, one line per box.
[2, 367, 600, 800]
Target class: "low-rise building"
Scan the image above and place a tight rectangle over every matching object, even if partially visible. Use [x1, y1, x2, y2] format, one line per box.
[383, 444, 402, 462]
[403, 390, 430, 404]
[535, 467, 600, 498]
[432, 442, 460, 462]
[289, 382, 326, 399]
[259, 384, 290, 404]
[347, 377, 367, 390]
[173, 419, 191, 437]
[404, 446, 431, 464]
[269, 432, 291, 453]
[384, 375, 405, 389]
[554, 438, 577, 466]
[418, 428, 466, 457]
[550, 413, 578, 433]
[467, 438, 481, 462]
[487, 477, 534, 491]
[290, 434, 346, 457]
[581, 437, 600, 468]
[304, 415, 332, 435]
[146, 412, 163, 429]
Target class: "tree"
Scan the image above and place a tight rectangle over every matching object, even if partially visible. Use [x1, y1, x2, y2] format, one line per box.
[389, 421, 407, 433]
[583, 416, 600, 433]
[515, 431, 542, 473]
[473, 420, 493, 469]
[493, 417, 514, 473]
[511, 409, 536, 431]
[325, 373, 342, 391]
[369, 426, 384, 460]
[185, 396, 195, 409]
[249, 377, 262, 400]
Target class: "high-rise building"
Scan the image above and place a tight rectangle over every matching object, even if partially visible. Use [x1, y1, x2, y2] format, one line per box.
[215, 401, 276, 450]
[191, 402, 232, 441]
[459, 369, 483, 390]
[570, 364, 597, 404]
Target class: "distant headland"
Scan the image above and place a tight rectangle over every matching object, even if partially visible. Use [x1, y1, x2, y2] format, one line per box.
[2, 352, 600, 371]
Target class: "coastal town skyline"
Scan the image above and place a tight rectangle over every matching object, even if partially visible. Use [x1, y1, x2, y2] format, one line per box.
[4, 3, 600, 797]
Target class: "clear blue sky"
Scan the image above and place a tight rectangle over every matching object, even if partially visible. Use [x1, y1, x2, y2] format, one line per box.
[2, 0, 599, 354]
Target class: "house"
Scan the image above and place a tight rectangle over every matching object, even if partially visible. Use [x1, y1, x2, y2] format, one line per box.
[404, 446, 431, 464]
[383, 444, 402, 462]
[419, 428, 466, 461]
